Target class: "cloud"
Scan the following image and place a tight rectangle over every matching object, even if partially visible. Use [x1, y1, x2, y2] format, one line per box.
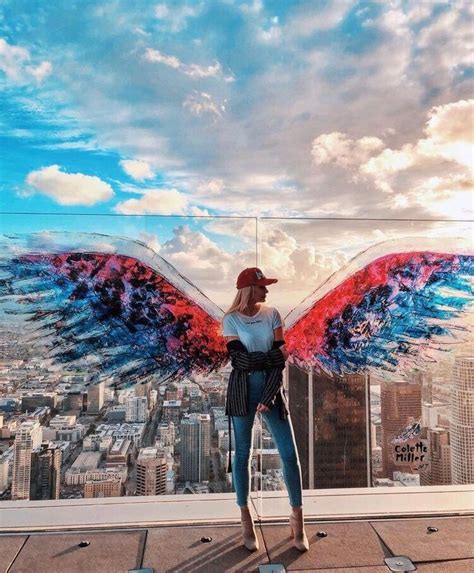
[204, 218, 256, 241]
[183, 91, 225, 119]
[286, 2, 351, 35]
[114, 188, 189, 215]
[120, 159, 155, 181]
[239, 0, 263, 16]
[154, 3, 200, 33]
[137, 231, 161, 253]
[389, 173, 473, 220]
[0, 38, 52, 84]
[312, 132, 385, 170]
[25, 165, 114, 205]
[144, 48, 224, 79]
[311, 99, 473, 217]
[158, 225, 255, 306]
[4, 2, 471, 224]
[196, 179, 224, 196]
[257, 18, 282, 44]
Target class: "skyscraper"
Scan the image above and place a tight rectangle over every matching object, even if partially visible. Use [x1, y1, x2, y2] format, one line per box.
[450, 355, 474, 485]
[380, 380, 422, 480]
[420, 427, 451, 486]
[87, 381, 105, 414]
[125, 396, 148, 423]
[136, 447, 167, 496]
[287, 364, 370, 489]
[30, 442, 62, 500]
[180, 414, 210, 483]
[135, 380, 152, 401]
[11, 421, 42, 500]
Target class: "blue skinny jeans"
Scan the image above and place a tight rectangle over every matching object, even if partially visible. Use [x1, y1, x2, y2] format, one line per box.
[231, 370, 303, 508]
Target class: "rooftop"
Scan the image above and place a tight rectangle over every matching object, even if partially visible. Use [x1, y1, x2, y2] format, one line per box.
[1, 486, 473, 572]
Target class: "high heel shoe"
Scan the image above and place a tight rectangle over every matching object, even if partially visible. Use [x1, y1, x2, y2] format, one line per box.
[240, 507, 259, 551]
[289, 507, 309, 552]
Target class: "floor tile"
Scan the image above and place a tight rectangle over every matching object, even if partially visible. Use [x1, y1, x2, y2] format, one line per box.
[371, 517, 474, 562]
[143, 525, 269, 572]
[0, 536, 28, 572]
[292, 565, 390, 573]
[416, 559, 474, 572]
[9, 530, 145, 573]
[261, 522, 388, 570]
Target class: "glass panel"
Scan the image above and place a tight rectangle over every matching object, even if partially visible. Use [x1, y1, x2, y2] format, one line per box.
[0, 213, 257, 504]
[258, 217, 473, 516]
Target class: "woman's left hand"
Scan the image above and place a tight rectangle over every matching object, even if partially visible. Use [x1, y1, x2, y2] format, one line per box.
[256, 403, 270, 413]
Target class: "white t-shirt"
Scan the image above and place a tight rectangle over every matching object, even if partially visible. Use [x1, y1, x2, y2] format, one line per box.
[222, 305, 284, 352]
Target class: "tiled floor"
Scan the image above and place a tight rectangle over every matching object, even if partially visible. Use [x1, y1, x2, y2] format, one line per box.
[1, 516, 473, 572]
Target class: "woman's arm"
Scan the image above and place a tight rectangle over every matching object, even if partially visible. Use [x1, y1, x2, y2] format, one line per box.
[273, 326, 289, 361]
[225, 335, 240, 342]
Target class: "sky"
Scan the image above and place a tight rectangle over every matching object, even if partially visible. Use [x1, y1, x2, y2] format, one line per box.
[0, 0, 473, 312]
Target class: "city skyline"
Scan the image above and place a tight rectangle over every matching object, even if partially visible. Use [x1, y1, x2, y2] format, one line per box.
[1, 342, 473, 507]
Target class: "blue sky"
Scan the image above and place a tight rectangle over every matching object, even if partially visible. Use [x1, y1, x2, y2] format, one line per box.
[0, 1, 473, 308]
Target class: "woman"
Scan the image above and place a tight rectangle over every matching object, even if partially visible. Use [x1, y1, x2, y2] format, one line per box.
[222, 267, 309, 552]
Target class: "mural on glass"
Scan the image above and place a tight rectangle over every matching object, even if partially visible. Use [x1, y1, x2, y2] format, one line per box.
[260, 219, 473, 491]
[0, 215, 257, 501]
[0, 218, 473, 501]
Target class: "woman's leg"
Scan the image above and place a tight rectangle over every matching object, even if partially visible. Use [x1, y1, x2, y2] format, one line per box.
[231, 371, 264, 507]
[232, 412, 255, 507]
[262, 409, 303, 508]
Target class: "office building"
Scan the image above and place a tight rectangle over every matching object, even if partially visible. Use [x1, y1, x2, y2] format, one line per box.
[252, 449, 281, 471]
[65, 451, 102, 486]
[84, 477, 122, 498]
[106, 439, 133, 468]
[136, 447, 167, 496]
[21, 393, 57, 413]
[64, 391, 87, 412]
[288, 364, 370, 489]
[162, 400, 182, 424]
[420, 427, 451, 485]
[0, 450, 11, 493]
[135, 380, 152, 402]
[11, 421, 42, 500]
[157, 422, 175, 447]
[180, 414, 211, 483]
[165, 384, 182, 401]
[381, 381, 422, 480]
[125, 396, 148, 423]
[450, 355, 474, 484]
[87, 381, 105, 414]
[30, 442, 62, 500]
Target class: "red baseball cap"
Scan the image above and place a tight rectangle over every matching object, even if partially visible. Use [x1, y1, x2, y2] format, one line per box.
[236, 267, 278, 289]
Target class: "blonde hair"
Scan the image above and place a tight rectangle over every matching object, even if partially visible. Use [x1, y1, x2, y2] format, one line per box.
[224, 285, 256, 316]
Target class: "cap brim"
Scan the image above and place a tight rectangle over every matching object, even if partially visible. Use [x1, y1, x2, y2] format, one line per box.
[257, 278, 278, 286]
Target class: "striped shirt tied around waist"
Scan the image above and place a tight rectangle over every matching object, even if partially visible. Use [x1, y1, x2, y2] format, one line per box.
[225, 342, 288, 472]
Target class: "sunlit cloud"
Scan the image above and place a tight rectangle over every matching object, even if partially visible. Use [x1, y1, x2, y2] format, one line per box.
[114, 188, 189, 215]
[312, 99, 473, 217]
[119, 159, 155, 181]
[25, 165, 114, 206]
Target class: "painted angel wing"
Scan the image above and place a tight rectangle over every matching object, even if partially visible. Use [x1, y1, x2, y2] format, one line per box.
[0, 233, 227, 388]
[391, 420, 422, 445]
[285, 238, 473, 376]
